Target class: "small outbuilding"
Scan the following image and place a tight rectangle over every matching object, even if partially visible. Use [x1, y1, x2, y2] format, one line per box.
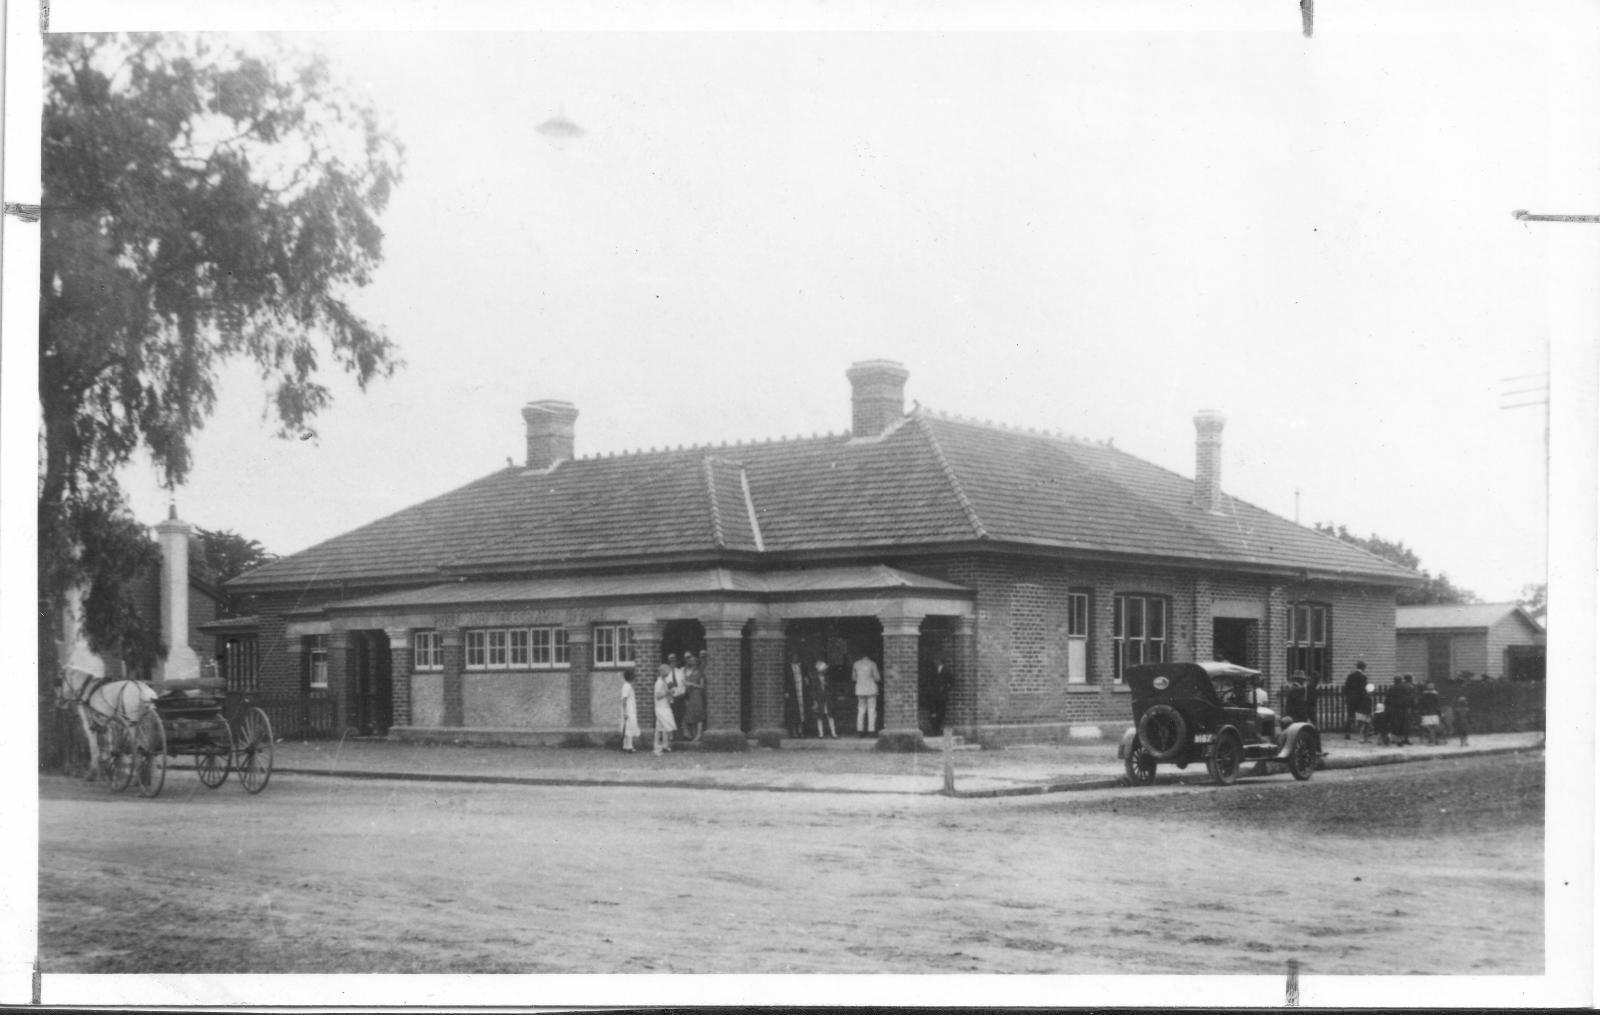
[1395, 602, 1546, 682]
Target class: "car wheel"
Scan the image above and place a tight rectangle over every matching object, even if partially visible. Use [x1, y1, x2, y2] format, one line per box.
[1124, 741, 1157, 786]
[1137, 704, 1187, 762]
[1288, 729, 1319, 781]
[1206, 726, 1242, 786]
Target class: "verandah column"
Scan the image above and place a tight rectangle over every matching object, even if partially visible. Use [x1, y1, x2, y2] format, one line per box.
[877, 615, 924, 751]
[948, 615, 977, 733]
[747, 618, 787, 739]
[630, 620, 663, 734]
[565, 625, 593, 731]
[384, 627, 411, 729]
[699, 618, 749, 751]
[440, 627, 464, 728]
[327, 630, 353, 734]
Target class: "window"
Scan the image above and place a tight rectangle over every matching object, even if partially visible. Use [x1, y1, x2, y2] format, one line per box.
[594, 623, 635, 667]
[463, 626, 573, 670]
[1066, 592, 1090, 684]
[1286, 603, 1330, 682]
[414, 630, 442, 671]
[223, 636, 260, 693]
[1113, 594, 1167, 682]
[308, 634, 329, 690]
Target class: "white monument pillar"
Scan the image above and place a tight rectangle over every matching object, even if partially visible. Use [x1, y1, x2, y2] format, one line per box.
[155, 506, 201, 687]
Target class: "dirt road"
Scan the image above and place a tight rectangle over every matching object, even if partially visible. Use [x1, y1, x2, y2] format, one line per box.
[38, 752, 1541, 975]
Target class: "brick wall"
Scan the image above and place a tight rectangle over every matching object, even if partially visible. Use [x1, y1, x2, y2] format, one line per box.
[902, 553, 1398, 730]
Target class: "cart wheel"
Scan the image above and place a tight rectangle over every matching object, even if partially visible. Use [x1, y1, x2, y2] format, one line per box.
[196, 722, 233, 789]
[99, 718, 135, 793]
[133, 710, 167, 799]
[237, 707, 274, 794]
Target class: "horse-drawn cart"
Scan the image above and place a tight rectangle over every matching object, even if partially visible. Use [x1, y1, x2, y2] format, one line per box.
[133, 678, 275, 798]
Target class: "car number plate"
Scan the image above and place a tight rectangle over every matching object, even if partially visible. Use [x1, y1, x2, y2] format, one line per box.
[1193, 733, 1212, 744]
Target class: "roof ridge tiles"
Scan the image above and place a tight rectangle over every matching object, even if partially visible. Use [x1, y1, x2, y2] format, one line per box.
[913, 412, 989, 541]
[702, 457, 727, 549]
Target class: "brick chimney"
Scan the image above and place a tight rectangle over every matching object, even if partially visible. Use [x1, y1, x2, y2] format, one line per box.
[846, 359, 910, 438]
[1193, 410, 1226, 512]
[522, 400, 578, 470]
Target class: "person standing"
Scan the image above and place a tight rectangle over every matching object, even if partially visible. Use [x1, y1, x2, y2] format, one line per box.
[652, 664, 677, 755]
[682, 651, 707, 742]
[927, 653, 955, 734]
[667, 653, 688, 739]
[1343, 661, 1369, 740]
[810, 660, 838, 739]
[619, 671, 640, 753]
[1389, 675, 1412, 746]
[1284, 671, 1310, 723]
[1418, 680, 1442, 745]
[1453, 694, 1471, 746]
[786, 650, 808, 738]
[852, 650, 882, 737]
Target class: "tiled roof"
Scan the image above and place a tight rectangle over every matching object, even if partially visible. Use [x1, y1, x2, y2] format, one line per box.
[232, 408, 1419, 590]
[328, 565, 968, 612]
[1396, 602, 1543, 632]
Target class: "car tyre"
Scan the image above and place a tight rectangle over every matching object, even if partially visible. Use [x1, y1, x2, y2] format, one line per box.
[1288, 728, 1319, 781]
[1137, 704, 1187, 762]
[1206, 726, 1242, 786]
[1124, 741, 1157, 786]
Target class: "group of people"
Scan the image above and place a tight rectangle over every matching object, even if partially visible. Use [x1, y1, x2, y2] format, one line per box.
[785, 649, 884, 739]
[618, 652, 708, 755]
[1342, 661, 1470, 747]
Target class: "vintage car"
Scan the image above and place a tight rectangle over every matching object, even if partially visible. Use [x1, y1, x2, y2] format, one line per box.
[1116, 660, 1322, 786]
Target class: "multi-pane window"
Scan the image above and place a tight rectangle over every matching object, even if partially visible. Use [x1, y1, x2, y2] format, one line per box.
[1113, 594, 1167, 681]
[413, 630, 442, 671]
[1286, 603, 1330, 682]
[1066, 592, 1090, 684]
[593, 623, 635, 667]
[308, 634, 329, 689]
[463, 626, 572, 670]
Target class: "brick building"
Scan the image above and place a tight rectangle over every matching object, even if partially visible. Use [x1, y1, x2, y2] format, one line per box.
[223, 360, 1418, 747]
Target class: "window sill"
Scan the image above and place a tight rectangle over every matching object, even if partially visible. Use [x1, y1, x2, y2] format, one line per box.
[1065, 684, 1131, 693]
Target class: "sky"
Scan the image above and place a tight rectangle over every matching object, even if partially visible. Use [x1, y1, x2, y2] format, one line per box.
[21, 3, 1598, 606]
[84, 15, 1574, 602]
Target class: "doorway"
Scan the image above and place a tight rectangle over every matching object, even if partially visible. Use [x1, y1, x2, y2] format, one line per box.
[1212, 618, 1256, 668]
[354, 630, 393, 736]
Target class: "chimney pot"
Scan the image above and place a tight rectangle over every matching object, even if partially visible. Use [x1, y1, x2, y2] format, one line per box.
[846, 359, 910, 437]
[522, 400, 579, 470]
[1193, 410, 1227, 512]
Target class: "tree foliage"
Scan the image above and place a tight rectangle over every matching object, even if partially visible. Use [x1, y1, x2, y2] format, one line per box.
[1313, 523, 1480, 606]
[1517, 582, 1546, 620]
[189, 526, 277, 587]
[38, 33, 403, 754]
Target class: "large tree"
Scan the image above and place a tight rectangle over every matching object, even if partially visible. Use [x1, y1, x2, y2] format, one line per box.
[190, 527, 277, 588]
[1313, 523, 1480, 606]
[39, 33, 404, 760]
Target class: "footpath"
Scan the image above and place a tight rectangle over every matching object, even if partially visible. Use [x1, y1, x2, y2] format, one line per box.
[250, 730, 1545, 798]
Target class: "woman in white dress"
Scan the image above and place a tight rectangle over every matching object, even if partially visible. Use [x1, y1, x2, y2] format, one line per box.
[620, 671, 640, 752]
[653, 666, 677, 755]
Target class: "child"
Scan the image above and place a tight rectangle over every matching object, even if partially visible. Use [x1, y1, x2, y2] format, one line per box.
[620, 671, 639, 753]
[1371, 702, 1390, 746]
[1453, 694, 1471, 746]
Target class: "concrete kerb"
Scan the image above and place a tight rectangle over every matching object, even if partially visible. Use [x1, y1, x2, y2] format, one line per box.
[238, 738, 1542, 799]
[944, 741, 1545, 799]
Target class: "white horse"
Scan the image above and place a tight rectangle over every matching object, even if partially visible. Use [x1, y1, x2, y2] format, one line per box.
[58, 667, 158, 781]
